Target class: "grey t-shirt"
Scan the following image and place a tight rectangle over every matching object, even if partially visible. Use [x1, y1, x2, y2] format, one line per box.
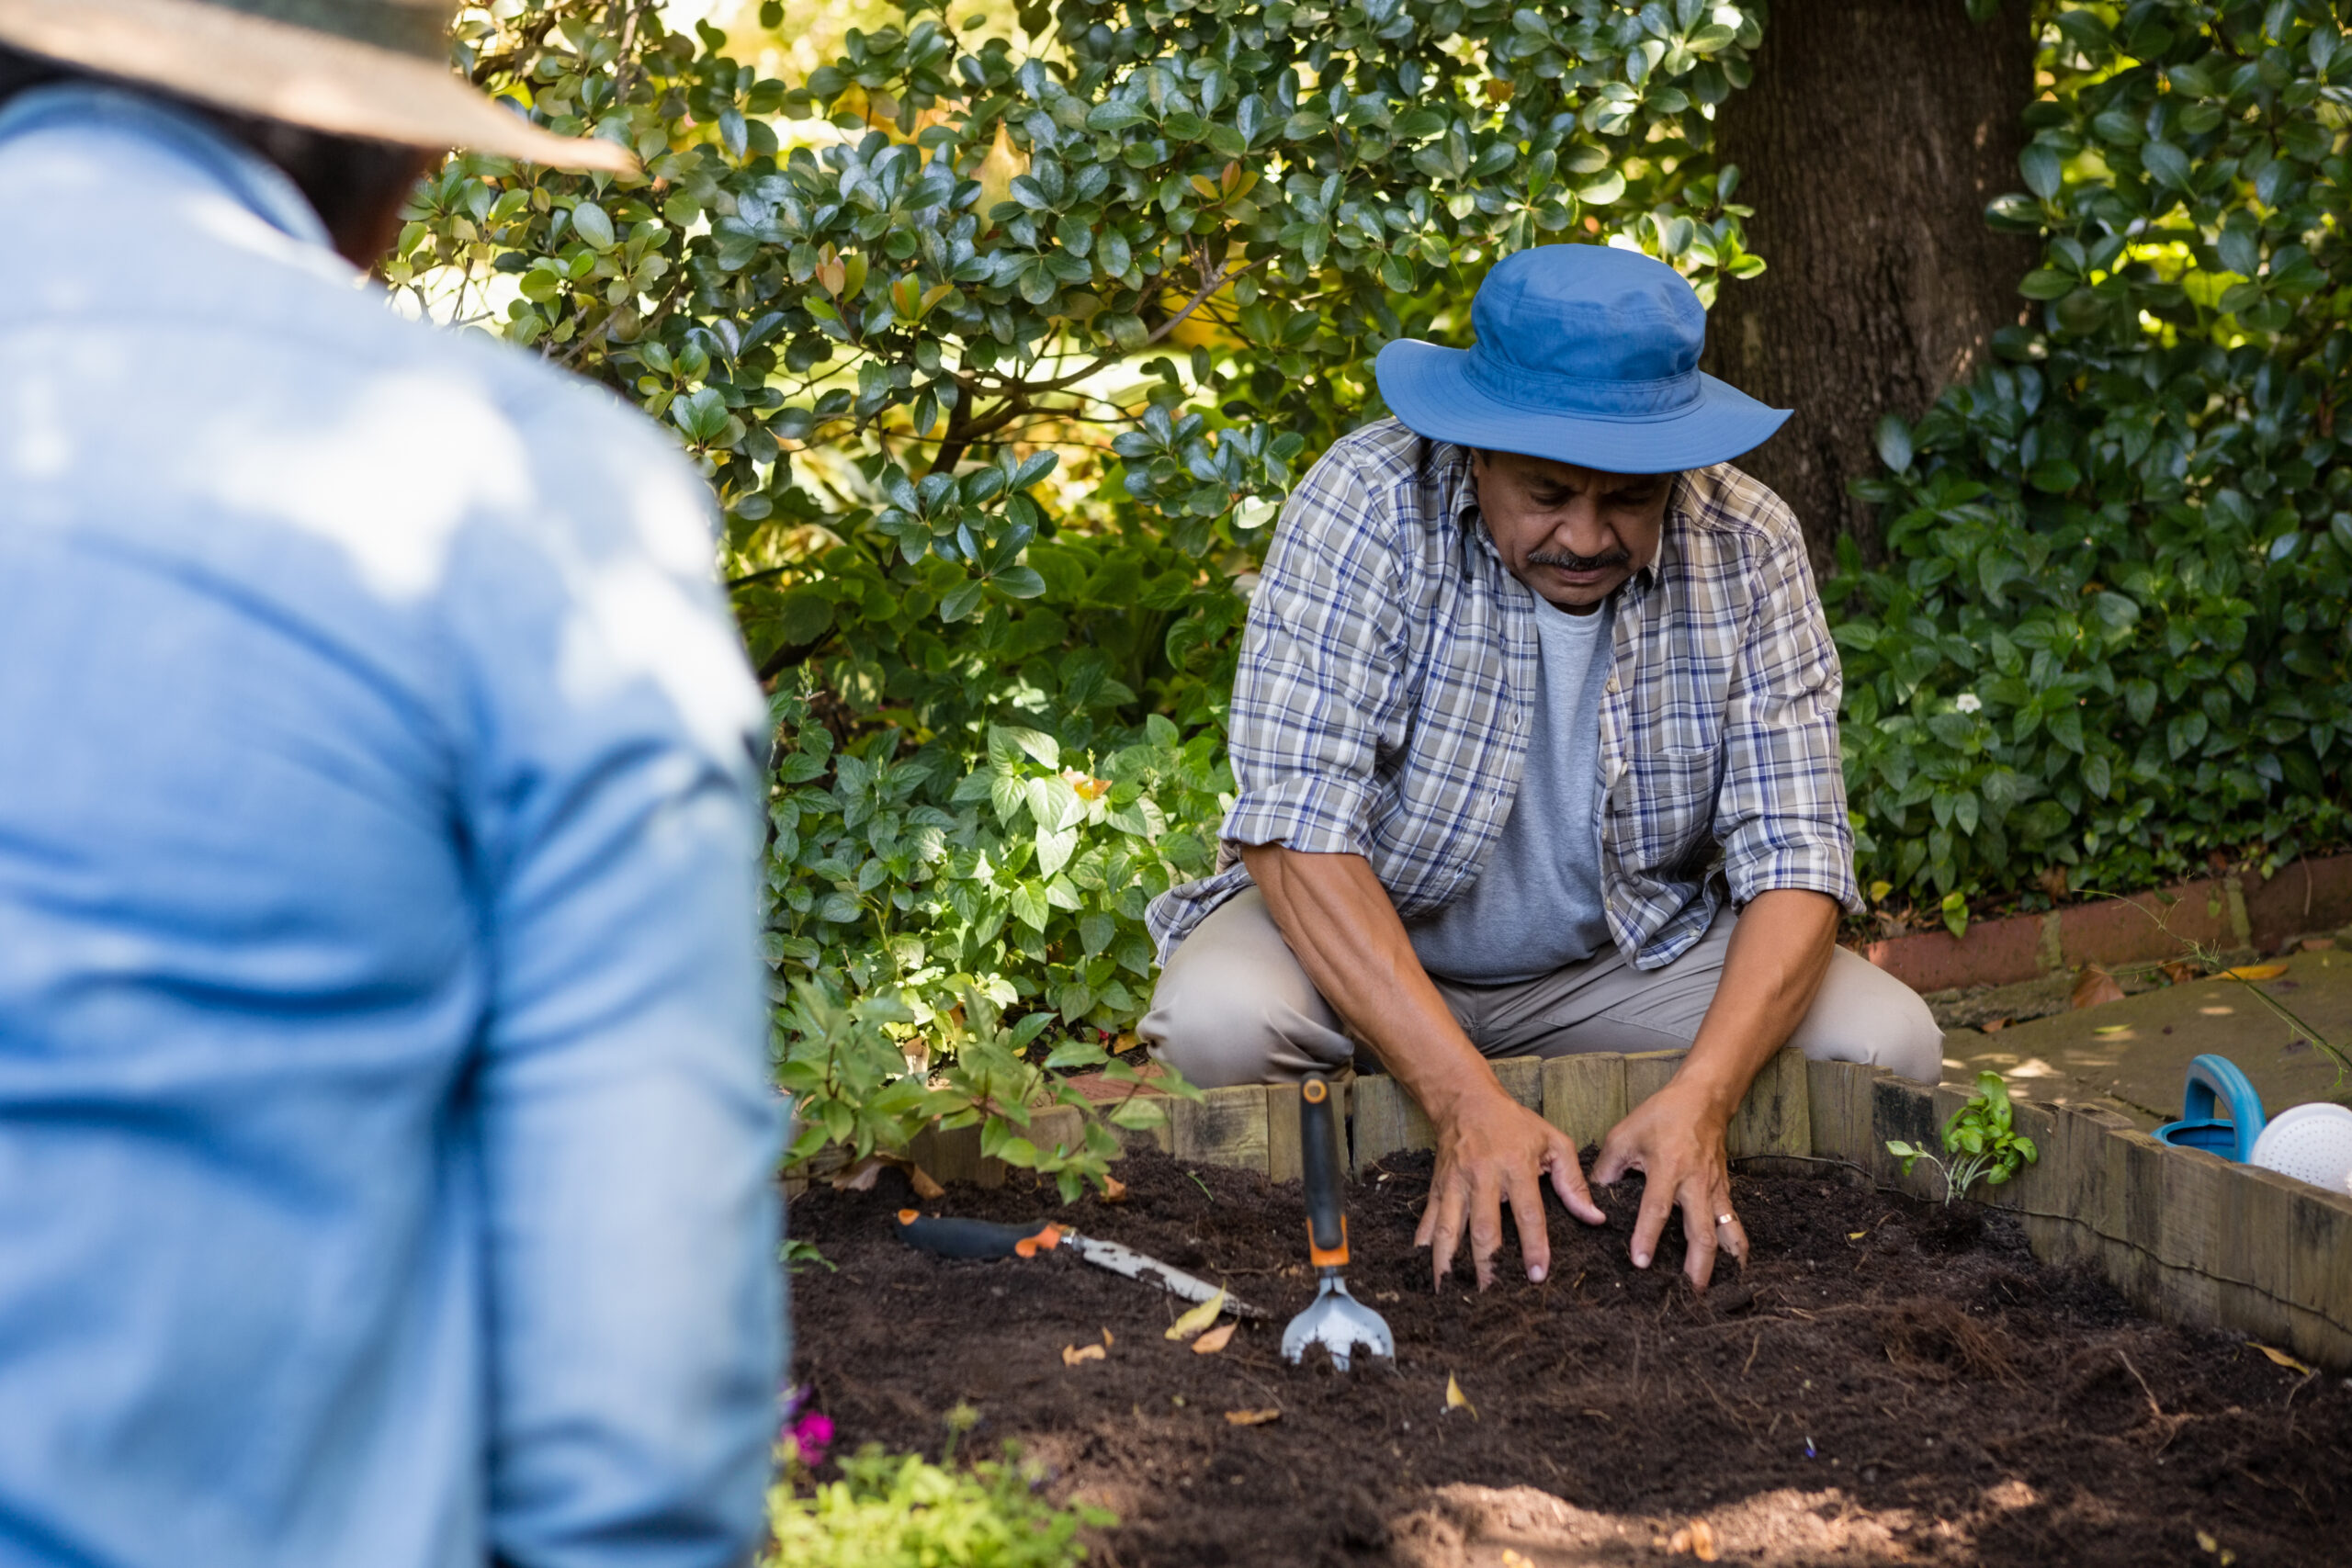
[1406, 594, 1614, 983]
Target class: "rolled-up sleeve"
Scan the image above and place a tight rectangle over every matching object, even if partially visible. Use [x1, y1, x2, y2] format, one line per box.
[1714, 515, 1862, 913]
[1220, 450, 1409, 857]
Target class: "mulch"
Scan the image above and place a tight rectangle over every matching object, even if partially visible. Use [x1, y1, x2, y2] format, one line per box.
[786, 1147, 2352, 1566]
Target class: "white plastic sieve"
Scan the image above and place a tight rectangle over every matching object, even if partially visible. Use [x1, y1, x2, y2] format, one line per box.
[2248, 1102, 2352, 1197]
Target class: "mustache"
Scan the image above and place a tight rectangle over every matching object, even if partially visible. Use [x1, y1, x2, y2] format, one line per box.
[1525, 546, 1632, 572]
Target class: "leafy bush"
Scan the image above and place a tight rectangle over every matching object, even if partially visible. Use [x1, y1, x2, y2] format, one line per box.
[1832, 0, 2352, 919]
[407, 0, 2352, 1176]
[763, 1441, 1112, 1568]
[775, 967, 1188, 1200]
[764, 692, 1229, 1037]
[406, 0, 1770, 1174]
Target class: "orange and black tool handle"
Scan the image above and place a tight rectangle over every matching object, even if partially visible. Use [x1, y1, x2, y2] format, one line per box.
[1300, 1075, 1349, 1268]
[893, 1213, 1066, 1260]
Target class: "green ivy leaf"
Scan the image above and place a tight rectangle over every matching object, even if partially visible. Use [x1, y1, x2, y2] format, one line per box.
[2140, 141, 2191, 189]
[1079, 910, 1116, 955]
[940, 579, 985, 622]
[570, 201, 616, 251]
[1873, 412, 1914, 473]
[2018, 142, 2064, 200]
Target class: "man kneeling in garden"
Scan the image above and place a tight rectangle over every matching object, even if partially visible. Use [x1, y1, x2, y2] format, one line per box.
[1142, 245, 1941, 1295]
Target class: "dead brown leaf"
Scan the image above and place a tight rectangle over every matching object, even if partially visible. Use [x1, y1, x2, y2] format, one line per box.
[832, 1153, 941, 1196]
[2251, 1343, 2314, 1375]
[1061, 1343, 1106, 1367]
[1098, 1174, 1129, 1204]
[2160, 959, 2199, 985]
[2301, 937, 2337, 953]
[2071, 964, 2126, 1010]
[1668, 1519, 1719, 1560]
[831, 1155, 891, 1191]
[1191, 1321, 1238, 1355]
[1224, 1407, 1282, 1427]
[1981, 1017, 2009, 1033]
[2222, 964, 2290, 981]
[1165, 1289, 1227, 1340]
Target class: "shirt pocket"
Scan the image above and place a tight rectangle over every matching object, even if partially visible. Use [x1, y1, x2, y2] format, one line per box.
[1620, 747, 1723, 882]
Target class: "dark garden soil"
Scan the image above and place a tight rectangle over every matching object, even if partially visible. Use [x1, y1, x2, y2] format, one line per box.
[787, 1150, 2352, 1567]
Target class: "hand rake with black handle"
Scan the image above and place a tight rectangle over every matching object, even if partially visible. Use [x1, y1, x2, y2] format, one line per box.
[1280, 1074, 1394, 1371]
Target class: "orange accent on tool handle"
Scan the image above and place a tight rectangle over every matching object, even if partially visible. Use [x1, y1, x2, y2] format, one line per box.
[897, 1210, 921, 1224]
[1299, 1072, 1347, 1264]
[1013, 1224, 1066, 1258]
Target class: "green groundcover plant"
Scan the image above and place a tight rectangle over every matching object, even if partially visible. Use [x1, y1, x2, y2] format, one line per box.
[404, 0, 2352, 1174]
[1888, 1070, 2041, 1205]
[764, 1443, 1111, 1567]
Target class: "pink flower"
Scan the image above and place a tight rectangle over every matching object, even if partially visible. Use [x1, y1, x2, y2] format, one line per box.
[786, 1410, 833, 1467]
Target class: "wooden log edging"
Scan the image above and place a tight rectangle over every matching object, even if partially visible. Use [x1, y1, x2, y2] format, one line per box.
[901, 1048, 1816, 1189]
[1149, 1048, 1816, 1177]
[1805, 1060, 2352, 1372]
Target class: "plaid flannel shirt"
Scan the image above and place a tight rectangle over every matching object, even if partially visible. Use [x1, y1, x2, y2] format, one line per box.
[1148, 418, 1859, 968]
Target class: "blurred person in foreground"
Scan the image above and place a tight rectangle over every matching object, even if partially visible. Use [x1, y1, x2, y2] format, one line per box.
[0, 4, 780, 1565]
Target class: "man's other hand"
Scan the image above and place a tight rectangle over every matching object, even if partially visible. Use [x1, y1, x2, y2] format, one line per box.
[1417, 1087, 1606, 1290]
[1589, 1085, 1744, 1291]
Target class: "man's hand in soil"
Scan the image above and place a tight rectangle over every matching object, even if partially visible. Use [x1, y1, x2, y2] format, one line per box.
[1590, 889, 1840, 1290]
[1589, 1086, 1741, 1290]
[1417, 1086, 1605, 1290]
[1240, 843, 1606, 1291]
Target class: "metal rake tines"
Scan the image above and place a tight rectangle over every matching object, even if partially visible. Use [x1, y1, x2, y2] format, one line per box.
[1281, 1273, 1395, 1372]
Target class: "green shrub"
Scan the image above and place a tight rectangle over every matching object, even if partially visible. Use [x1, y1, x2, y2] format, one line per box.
[764, 691, 1230, 1036]
[775, 964, 1190, 1200]
[408, 0, 1767, 1177]
[1833, 0, 2352, 918]
[763, 1443, 1112, 1568]
[409, 0, 2352, 1170]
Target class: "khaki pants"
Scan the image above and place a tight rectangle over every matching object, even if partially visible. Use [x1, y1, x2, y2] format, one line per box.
[1140, 887, 1944, 1089]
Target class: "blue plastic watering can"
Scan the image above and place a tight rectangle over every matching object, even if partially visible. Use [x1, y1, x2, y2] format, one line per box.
[2152, 1054, 2267, 1163]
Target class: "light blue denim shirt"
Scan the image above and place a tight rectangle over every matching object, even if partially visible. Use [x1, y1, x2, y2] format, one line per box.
[0, 87, 782, 1568]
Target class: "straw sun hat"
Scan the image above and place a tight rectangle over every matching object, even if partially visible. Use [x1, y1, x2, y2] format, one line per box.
[0, 0, 635, 171]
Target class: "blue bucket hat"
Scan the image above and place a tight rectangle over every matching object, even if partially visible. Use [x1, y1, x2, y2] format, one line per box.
[1374, 244, 1789, 475]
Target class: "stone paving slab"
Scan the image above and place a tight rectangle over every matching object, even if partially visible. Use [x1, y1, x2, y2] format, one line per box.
[1940, 946, 2352, 1129]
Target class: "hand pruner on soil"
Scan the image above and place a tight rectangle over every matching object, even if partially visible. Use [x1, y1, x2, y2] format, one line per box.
[893, 1211, 1264, 1319]
[1282, 1075, 1394, 1372]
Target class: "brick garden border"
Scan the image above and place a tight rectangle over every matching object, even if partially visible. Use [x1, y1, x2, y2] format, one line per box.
[1858, 849, 2352, 992]
[910, 1048, 2352, 1371]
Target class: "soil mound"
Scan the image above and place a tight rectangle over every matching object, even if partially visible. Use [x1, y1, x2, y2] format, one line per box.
[788, 1149, 2351, 1565]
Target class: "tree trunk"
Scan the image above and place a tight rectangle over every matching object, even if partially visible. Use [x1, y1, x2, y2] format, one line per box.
[1705, 0, 2040, 572]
